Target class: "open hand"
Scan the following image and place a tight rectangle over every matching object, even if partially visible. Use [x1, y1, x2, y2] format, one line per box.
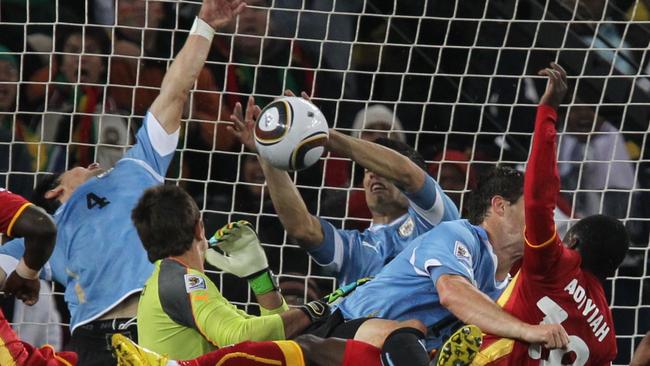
[198, 0, 247, 30]
[538, 62, 568, 110]
[228, 96, 261, 152]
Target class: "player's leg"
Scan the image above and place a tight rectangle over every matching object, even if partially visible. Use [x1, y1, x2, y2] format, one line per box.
[333, 317, 430, 366]
[294, 334, 382, 366]
[112, 334, 305, 366]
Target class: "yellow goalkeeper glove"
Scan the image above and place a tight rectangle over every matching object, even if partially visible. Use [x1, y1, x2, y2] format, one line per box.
[205, 221, 277, 295]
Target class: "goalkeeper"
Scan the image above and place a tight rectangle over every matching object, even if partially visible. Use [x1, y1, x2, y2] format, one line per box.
[132, 185, 333, 360]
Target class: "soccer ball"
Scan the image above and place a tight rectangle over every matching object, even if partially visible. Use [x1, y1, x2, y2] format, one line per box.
[254, 97, 329, 171]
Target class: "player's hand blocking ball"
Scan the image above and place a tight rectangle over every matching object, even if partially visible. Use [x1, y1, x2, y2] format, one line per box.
[205, 221, 277, 295]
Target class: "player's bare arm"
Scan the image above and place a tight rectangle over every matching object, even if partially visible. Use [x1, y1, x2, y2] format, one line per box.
[2, 205, 56, 305]
[285, 90, 426, 193]
[326, 129, 426, 193]
[230, 96, 324, 249]
[150, 0, 245, 133]
[631, 331, 650, 366]
[437, 274, 570, 350]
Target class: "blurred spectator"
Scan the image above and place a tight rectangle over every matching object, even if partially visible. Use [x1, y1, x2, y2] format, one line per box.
[109, 0, 224, 121]
[27, 25, 129, 172]
[205, 155, 285, 247]
[184, 0, 332, 204]
[558, 104, 636, 218]
[0, 45, 37, 195]
[322, 105, 406, 230]
[206, 0, 319, 110]
[428, 149, 476, 209]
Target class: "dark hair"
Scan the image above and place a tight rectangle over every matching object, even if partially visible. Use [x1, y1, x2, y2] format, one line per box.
[132, 185, 201, 262]
[465, 166, 524, 225]
[567, 214, 630, 280]
[373, 137, 427, 172]
[31, 173, 63, 214]
[54, 24, 111, 78]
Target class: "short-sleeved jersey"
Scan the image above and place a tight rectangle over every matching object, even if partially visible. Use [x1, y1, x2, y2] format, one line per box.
[138, 258, 287, 360]
[0, 112, 177, 331]
[337, 219, 507, 351]
[476, 105, 617, 366]
[0, 189, 31, 237]
[309, 176, 459, 284]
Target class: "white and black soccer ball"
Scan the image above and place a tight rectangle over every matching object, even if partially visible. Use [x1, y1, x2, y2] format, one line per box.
[254, 97, 329, 171]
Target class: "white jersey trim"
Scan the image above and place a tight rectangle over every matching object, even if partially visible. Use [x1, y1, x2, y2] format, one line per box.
[146, 112, 179, 156]
[71, 288, 143, 332]
[0, 254, 18, 286]
[409, 186, 445, 225]
[121, 158, 165, 183]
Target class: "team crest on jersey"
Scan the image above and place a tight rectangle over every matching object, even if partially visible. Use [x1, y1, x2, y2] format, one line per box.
[454, 241, 472, 265]
[399, 217, 415, 237]
[184, 274, 207, 293]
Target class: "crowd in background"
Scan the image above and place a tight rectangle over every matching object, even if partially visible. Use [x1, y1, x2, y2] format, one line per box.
[0, 0, 649, 363]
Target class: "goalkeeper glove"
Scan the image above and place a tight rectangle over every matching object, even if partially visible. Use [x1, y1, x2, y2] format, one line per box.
[300, 299, 330, 323]
[205, 221, 277, 295]
[297, 277, 372, 324]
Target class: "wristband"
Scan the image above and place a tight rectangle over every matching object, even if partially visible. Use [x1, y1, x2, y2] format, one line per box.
[248, 269, 277, 295]
[15, 258, 40, 280]
[190, 17, 214, 42]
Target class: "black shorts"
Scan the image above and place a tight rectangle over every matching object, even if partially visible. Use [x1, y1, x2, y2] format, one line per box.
[66, 317, 137, 366]
[302, 309, 374, 339]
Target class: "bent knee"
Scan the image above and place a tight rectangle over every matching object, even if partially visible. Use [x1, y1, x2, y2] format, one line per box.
[399, 319, 426, 334]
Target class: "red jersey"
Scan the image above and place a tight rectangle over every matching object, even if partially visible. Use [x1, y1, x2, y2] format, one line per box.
[476, 105, 617, 366]
[0, 188, 31, 237]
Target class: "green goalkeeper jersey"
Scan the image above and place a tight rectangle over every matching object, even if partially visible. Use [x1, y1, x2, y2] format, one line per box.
[137, 258, 288, 360]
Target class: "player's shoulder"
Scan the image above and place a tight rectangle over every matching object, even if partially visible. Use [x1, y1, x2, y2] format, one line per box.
[426, 219, 476, 242]
[0, 188, 26, 202]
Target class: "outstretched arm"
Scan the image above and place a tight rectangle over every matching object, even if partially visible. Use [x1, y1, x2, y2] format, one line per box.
[229, 97, 324, 249]
[437, 274, 569, 349]
[523, 63, 568, 273]
[286, 90, 427, 194]
[326, 129, 426, 193]
[149, 0, 245, 133]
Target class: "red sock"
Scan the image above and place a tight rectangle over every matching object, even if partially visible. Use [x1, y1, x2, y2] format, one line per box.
[178, 341, 304, 366]
[342, 339, 381, 366]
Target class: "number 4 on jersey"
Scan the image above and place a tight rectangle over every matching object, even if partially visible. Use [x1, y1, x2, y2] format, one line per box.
[86, 193, 110, 209]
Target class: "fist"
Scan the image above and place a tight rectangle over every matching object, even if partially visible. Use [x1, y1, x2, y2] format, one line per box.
[524, 323, 570, 350]
[3, 271, 40, 306]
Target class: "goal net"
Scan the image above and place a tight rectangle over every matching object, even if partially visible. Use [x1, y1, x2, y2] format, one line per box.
[0, 0, 648, 364]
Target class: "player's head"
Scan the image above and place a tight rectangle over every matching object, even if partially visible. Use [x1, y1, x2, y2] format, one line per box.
[466, 166, 525, 255]
[55, 24, 110, 84]
[564, 214, 630, 280]
[34, 163, 104, 205]
[362, 138, 426, 216]
[132, 185, 204, 263]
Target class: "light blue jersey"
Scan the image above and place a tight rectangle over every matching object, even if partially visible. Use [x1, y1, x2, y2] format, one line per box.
[309, 176, 459, 284]
[0, 112, 177, 331]
[336, 220, 508, 350]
